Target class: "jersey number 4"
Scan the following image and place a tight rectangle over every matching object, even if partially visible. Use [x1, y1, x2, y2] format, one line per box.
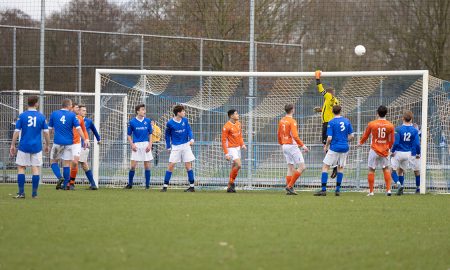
[27, 116, 37, 127]
[60, 115, 66, 125]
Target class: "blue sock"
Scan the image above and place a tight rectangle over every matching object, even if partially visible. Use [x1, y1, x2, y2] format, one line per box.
[336, 172, 343, 192]
[128, 170, 135, 186]
[51, 163, 62, 179]
[187, 170, 195, 185]
[18, 174, 25, 195]
[391, 171, 399, 184]
[63, 167, 70, 188]
[321, 172, 328, 191]
[415, 175, 420, 188]
[85, 170, 95, 187]
[32, 175, 39, 197]
[399, 175, 404, 186]
[145, 170, 151, 188]
[164, 171, 172, 186]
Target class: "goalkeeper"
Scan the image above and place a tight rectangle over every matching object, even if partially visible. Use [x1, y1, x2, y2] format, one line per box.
[314, 70, 340, 178]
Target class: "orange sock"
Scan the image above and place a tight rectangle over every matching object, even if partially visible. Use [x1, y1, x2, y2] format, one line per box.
[368, 172, 375, 193]
[383, 170, 391, 191]
[70, 166, 78, 180]
[229, 167, 239, 186]
[286, 176, 292, 187]
[289, 171, 301, 188]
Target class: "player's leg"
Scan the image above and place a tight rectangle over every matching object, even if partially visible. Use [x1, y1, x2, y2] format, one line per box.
[382, 167, 392, 195]
[411, 156, 421, 193]
[315, 150, 334, 196]
[335, 165, 344, 196]
[161, 162, 176, 192]
[50, 144, 65, 189]
[184, 161, 195, 192]
[125, 160, 137, 189]
[31, 165, 40, 198]
[227, 159, 241, 193]
[414, 169, 420, 193]
[144, 161, 152, 189]
[322, 122, 337, 179]
[60, 145, 73, 190]
[15, 165, 26, 199]
[396, 167, 405, 196]
[81, 162, 97, 190]
[68, 155, 80, 190]
[287, 147, 305, 194]
[367, 150, 377, 196]
[390, 156, 400, 188]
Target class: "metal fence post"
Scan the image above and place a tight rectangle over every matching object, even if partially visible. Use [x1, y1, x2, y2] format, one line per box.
[356, 97, 362, 189]
[13, 27, 17, 118]
[78, 30, 82, 102]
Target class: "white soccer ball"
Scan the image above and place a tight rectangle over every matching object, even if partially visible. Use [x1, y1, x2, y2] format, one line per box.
[354, 45, 366, 56]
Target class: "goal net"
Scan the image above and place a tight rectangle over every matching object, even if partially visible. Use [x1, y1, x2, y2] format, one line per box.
[87, 70, 448, 194]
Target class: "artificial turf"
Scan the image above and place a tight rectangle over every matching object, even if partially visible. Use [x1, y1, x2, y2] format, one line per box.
[0, 184, 449, 270]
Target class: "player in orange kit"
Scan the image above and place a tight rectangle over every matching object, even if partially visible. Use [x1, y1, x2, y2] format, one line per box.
[221, 109, 246, 193]
[278, 104, 309, 195]
[67, 102, 89, 190]
[358, 105, 395, 196]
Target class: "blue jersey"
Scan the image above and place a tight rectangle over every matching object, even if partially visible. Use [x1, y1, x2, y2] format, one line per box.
[392, 124, 420, 156]
[127, 117, 152, 143]
[165, 118, 194, 149]
[327, 116, 353, 153]
[15, 109, 48, 153]
[84, 117, 101, 142]
[48, 109, 80, 145]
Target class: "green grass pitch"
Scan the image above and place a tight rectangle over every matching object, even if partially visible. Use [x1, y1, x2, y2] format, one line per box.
[0, 185, 449, 270]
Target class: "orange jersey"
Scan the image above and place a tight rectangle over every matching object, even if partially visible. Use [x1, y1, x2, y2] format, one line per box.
[221, 121, 244, 154]
[277, 116, 304, 146]
[73, 115, 88, 144]
[360, 119, 395, 157]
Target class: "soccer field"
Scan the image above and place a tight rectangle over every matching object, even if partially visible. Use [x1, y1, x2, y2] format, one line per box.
[0, 185, 449, 270]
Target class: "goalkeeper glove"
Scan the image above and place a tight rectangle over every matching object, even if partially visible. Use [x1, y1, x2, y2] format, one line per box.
[315, 70, 321, 80]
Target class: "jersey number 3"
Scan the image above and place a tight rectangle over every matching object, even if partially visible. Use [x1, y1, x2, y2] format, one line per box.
[339, 122, 345, 131]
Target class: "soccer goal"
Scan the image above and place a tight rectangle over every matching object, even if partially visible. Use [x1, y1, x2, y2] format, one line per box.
[94, 69, 449, 194]
[13, 90, 128, 187]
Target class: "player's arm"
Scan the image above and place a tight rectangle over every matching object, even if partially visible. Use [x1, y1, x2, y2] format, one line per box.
[347, 123, 355, 141]
[43, 119, 50, 153]
[277, 123, 283, 145]
[388, 126, 395, 149]
[313, 70, 325, 112]
[359, 124, 371, 145]
[291, 120, 308, 152]
[221, 125, 229, 155]
[324, 123, 333, 151]
[79, 118, 90, 148]
[239, 132, 246, 149]
[186, 120, 194, 145]
[165, 123, 172, 150]
[9, 119, 20, 156]
[391, 131, 400, 155]
[90, 121, 101, 143]
[412, 131, 420, 157]
[146, 120, 153, 153]
[127, 123, 137, 152]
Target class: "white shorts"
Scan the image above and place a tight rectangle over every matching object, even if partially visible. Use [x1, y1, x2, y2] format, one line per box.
[368, 149, 390, 169]
[79, 148, 90, 163]
[392, 151, 412, 171]
[282, 144, 305, 165]
[72, 143, 82, 158]
[409, 155, 421, 171]
[226, 147, 241, 161]
[16, 150, 43, 167]
[169, 143, 195, 163]
[323, 149, 348, 167]
[50, 144, 73, 161]
[131, 141, 154, 162]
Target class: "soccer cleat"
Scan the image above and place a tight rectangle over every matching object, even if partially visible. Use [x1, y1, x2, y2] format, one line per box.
[145, 186, 150, 190]
[330, 167, 338, 179]
[396, 186, 404, 196]
[69, 184, 75, 190]
[88, 186, 98, 190]
[184, 186, 195, 192]
[31, 195, 38, 199]
[124, 184, 132, 189]
[386, 190, 392, 196]
[226, 187, 236, 193]
[285, 187, 298, 195]
[415, 188, 420, 194]
[367, 192, 374, 196]
[160, 187, 168, 192]
[13, 193, 25, 199]
[55, 177, 64, 190]
[314, 190, 327, 196]
[335, 191, 341, 196]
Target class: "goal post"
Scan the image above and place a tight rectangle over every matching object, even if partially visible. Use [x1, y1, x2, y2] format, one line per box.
[94, 69, 447, 194]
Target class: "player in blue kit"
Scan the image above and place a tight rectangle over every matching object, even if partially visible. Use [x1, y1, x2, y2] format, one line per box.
[161, 105, 196, 192]
[315, 105, 354, 196]
[9, 96, 51, 198]
[391, 111, 420, 195]
[124, 104, 153, 189]
[48, 99, 87, 190]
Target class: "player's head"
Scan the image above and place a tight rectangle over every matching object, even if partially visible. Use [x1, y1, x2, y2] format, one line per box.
[79, 104, 87, 117]
[27, 95, 39, 109]
[135, 104, 146, 117]
[173, 105, 185, 118]
[62, 99, 72, 109]
[284, 104, 294, 115]
[377, 105, 388, 118]
[228, 109, 239, 120]
[72, 102, 80, 114]
[402, 110, 413, 123]
[332, 105, 342, 115]
[326, 87, 335, 96]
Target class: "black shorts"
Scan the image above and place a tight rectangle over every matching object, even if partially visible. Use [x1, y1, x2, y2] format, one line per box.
[322, 122, 328, 145]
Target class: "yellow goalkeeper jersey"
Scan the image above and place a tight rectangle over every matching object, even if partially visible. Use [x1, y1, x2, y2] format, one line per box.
[317, 83, 339, 123]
